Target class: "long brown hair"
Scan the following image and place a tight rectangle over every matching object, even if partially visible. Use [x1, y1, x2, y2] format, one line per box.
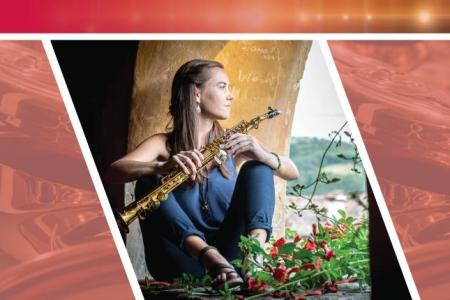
[166, 59, 230, 181]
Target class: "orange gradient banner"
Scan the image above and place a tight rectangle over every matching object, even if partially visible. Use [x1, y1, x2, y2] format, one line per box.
[330, 40, 450, 299]
[0, 41, 134, 299]
[0, 0, 449, 32]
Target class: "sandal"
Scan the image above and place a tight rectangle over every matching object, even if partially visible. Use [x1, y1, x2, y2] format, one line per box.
[198, 246, 244, 290]
[208, 263, 244, 290]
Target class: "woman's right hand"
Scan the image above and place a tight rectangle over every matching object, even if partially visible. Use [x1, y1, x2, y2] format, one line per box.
[155, 149, 204, 180]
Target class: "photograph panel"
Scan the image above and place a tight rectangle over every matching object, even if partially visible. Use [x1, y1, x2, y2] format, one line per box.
[53, 40, 376, 299]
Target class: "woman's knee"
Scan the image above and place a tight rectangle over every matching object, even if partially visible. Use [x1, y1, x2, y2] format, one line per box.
[236, 160, 275, 199]
[240, 160, 273, 177]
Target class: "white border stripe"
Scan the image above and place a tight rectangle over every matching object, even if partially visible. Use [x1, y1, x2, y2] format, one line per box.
[0, 33, 449, 40]
[42, 40, 144, 300]
[319, 40, 421, 300]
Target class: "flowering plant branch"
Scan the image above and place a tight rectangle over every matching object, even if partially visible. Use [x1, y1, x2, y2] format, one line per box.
[142, 124, 369, 299]
[288, 122, 364, 218]
[238, 213, 369, 298]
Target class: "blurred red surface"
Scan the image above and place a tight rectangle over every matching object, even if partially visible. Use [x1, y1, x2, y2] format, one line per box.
[0, 41, 134, 299]
[330, 41, 450, 299]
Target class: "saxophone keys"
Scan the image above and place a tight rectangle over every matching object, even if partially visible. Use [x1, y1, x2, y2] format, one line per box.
[138, 209, 147, 220]
[157, 192, 167, 201]
[214, 149, 228, 165]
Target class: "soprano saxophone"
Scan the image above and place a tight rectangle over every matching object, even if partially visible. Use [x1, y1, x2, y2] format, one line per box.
[116, 107, 281, 233]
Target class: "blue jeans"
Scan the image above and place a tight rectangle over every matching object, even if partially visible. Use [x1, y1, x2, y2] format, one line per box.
[137, 160, 275, 281]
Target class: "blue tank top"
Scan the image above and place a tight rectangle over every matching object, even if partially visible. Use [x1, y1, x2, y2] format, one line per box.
[170, 154, 237, 233]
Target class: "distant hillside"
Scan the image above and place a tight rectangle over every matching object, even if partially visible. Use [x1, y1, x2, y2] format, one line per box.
[288, 136, 366, 195]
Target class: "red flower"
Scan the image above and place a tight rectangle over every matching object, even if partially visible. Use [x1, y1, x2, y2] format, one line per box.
[322, 244, 336, 261]
[280, 253, 292, 260]
[306, 289, 323, 296]
[270, 246, 278, 257]
[272, 263, 287, 283]
[324, 281, 338, 293]
[287, 266, 302, 274]
[145, 280, 172, 287]
[353, 221, 363, 229]
[324, 221, 333, 229]
[299, 263, 316, 271]
[293, 235, 302, 243]
[323, 221, 334, 234]
[274, 237, 286, 247]
[304, 239, 316, 252]
[337, 224, 346, 235]
[324, 249, 336, 261]
[312, 223, 318, 236]
[247, 278, 267, 292]
[316, 256, 321, 272]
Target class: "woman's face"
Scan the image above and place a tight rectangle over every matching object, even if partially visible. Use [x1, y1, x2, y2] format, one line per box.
[197, 67, 234, 120]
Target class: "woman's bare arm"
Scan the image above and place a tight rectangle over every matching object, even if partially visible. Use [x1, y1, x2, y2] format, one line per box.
[234, 150, 299, 181]
[226, 133, 300, 181]
[104, 133, 169, 184]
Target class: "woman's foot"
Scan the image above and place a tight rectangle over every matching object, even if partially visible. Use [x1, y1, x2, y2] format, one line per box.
[199, 246, 243, 289]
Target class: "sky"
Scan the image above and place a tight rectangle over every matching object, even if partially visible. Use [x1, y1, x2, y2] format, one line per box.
[291, 41, 348, 138]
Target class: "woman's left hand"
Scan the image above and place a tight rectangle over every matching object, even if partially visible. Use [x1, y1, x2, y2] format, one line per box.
[225, 133, 269, 162]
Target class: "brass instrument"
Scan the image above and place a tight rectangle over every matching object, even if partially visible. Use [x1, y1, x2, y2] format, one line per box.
[116, 107, 281, 233]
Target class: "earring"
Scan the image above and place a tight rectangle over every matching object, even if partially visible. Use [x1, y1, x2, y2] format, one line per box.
[196, 103, 201, 113]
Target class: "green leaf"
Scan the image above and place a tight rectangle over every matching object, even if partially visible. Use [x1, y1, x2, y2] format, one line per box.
[293, 184, 305, 193]
[330, 177, 341, 183]
[285, 228, 299, 240]
[278, 242, 297, 255]
[343, 242, 358, 250]
[337, 209, 346, 219]
[229, 259, 242, 268]
[285, 260, 298, 268]
[254, 271, 274, 282]
[293, 249, 314, 260]
[319, 172, 329, 181]
[318, 223, 324, 235]
[336, 153, 347, 159]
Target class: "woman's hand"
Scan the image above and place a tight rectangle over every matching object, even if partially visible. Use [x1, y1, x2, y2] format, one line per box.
[225, 133, 269, 162]
[225, 133, 300, 181]
[155, 149, 204, 180]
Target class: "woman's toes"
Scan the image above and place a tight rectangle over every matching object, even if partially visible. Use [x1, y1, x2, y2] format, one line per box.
[214, 273, 225, 285]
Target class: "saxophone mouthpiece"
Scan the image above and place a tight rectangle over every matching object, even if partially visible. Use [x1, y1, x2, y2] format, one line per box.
[267, 106, 282, 118]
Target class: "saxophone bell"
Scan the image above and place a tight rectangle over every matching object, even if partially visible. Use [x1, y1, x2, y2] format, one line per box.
[114, 210, 130, 234]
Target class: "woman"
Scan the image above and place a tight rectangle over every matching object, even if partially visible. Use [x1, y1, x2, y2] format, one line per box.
[106, 59, 299, 289]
